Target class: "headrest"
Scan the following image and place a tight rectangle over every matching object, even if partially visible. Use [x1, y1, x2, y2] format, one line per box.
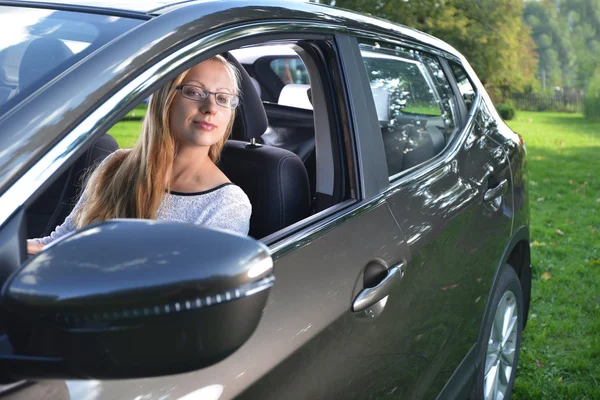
[278, 83, 312, 110]
[19, 37, 73, 90]
[222, 52, 268, 142]
[370, 85, 390, 122]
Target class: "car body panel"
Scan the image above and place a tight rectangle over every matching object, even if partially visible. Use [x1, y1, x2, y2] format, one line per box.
[378, 96, 513, 397]
[15, 202, 406, 400]
[2, 0, 191, 14]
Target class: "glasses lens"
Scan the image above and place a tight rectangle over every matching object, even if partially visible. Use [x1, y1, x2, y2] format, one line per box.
[182, 85, 208, 101]
[215, 93, 239, 108]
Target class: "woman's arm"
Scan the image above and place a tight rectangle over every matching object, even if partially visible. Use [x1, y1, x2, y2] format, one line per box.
[26, 149, 124, 253]
[26, 192, 84, 251]
[27, 242, 44, 255]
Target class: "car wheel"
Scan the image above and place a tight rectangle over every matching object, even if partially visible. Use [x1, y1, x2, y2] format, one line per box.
[474, 264, 523, 400]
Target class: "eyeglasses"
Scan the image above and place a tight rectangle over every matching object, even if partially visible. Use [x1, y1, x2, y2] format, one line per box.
[176, 84, 239, 109]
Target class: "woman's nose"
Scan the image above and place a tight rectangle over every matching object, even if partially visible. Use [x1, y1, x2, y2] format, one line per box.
[199, 94, 218, 113]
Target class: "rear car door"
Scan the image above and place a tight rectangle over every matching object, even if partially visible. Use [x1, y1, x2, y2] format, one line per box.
[354, 39, 514, 398]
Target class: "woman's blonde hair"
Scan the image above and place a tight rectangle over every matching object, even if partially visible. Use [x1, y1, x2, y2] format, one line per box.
[73, 55, 240, 228]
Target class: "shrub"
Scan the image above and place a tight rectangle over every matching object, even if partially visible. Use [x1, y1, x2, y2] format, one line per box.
[584, 69, 600, 122]
[496, 103, 516, 120]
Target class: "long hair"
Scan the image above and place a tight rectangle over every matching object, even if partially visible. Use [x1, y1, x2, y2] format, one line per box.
[73, 55, 241, 228]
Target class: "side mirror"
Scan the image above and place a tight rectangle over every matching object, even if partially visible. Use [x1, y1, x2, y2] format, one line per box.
[0, 220, 273, 380]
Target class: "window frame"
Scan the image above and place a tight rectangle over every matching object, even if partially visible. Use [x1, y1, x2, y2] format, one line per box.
[346, 33, 486, 193]
[356, 39, 462, 180]
[445, 59, 478, 118]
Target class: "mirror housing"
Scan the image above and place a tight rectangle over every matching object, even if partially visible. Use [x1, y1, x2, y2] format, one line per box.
[0, 220, 273, 380]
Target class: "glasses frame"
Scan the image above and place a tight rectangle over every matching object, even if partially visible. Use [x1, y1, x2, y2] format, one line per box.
[175, 84, 239, 109]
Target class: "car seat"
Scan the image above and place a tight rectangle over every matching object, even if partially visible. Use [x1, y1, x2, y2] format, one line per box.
[27, 135, 118, 239]
[220, 53, 311, 239]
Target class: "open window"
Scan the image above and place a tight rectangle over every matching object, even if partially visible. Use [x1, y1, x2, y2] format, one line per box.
[24, 37, 352, 248]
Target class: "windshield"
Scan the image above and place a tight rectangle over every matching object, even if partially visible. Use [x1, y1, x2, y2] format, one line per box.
[0, 6, 142, 114]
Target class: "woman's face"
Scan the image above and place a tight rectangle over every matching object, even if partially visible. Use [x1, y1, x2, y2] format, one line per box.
[169, 59, 235, 151]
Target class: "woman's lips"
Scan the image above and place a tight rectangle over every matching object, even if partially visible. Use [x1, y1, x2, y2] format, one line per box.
[194, 121, 216, 131]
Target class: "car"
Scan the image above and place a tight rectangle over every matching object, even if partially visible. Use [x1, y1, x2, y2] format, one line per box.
[0, 1, 531, 399]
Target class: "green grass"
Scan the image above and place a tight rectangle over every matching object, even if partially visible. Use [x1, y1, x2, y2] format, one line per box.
[505, 111, 600, 399]
[108, 119, 143, 148]
[108, 103, 147, 148]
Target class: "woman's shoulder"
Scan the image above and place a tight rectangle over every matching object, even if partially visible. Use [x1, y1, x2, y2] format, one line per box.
[214, 183, 250, 204]
[107, 148, 131, 160]
[97, 148, 130, 168]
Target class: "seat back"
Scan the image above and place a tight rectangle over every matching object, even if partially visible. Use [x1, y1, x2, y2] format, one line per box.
[218, 53, 312, 238]
[220, 141, 311, 239]
[27, 134, 118, 238]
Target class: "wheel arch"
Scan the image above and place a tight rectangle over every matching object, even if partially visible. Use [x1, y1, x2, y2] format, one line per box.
[475, 226, 531, 366]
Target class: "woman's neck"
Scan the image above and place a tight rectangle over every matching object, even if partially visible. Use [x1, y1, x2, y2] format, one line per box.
[169, 146, 229, 193]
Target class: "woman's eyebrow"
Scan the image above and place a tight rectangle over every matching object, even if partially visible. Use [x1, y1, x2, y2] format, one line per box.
[185, 80, 232, 93]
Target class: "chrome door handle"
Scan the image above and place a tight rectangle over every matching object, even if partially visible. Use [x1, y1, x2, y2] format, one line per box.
[484, 179, 508, 202]
[352, 263, 404, 312]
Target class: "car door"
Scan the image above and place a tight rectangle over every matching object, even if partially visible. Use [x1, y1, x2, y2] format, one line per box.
[354, 39, 514, 399]
[0, 19, 411, 400]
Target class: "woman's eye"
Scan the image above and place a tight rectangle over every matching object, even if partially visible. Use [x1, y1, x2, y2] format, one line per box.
[184, 87, 204, 98]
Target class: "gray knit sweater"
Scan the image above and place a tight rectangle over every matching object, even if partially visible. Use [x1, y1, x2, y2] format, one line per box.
[28, 182, 252, 246]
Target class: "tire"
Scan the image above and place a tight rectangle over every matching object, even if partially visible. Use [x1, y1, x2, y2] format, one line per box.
[473, 264, 524, 400]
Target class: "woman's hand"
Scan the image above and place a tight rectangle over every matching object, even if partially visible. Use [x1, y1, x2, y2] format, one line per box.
[27, 242, 44, 255]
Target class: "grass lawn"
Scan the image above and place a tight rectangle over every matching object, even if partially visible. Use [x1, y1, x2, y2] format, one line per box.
[108, 103, 146, 148]
[505, 111, 600, 399]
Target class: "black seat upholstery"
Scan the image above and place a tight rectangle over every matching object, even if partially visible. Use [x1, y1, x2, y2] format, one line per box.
[220, 141, 310, 239]
[27, 134, 118, 239]
[220, 53, 311, 239]
[382, 124, 437, 174]
[224, 53, 269, 143]
[402, 125, 436, 170]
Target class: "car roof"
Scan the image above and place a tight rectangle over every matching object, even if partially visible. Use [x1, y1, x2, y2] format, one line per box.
[5, 0, 464, 60]
[6, 0, 199, 14]
[7, 0, 463, 61]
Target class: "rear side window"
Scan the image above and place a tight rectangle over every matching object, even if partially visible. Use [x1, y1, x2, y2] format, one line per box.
[359, 42, 458, 177]
[449, 62, 476, 112]
[0, 6, 141, 114]
[270, 58, 310, 85]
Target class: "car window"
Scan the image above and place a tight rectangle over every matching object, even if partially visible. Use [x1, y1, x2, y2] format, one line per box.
[270, 58, 310, 85]
[449, 62, 476, 113]
[359, 42, 458, 177]
[25, 39, 349, 244]
[0, 6, 141, 114]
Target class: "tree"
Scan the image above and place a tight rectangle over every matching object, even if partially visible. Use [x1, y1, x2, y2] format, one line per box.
[584, 67, 600, 120]
[524, 0, 600, 92]
[319, 0, 539, 97]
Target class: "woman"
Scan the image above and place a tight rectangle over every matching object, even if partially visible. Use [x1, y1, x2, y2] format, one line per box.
[27, 55, 251, 255]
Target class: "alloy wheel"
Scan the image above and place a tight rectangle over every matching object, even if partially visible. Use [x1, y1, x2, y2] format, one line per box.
[484, 290, 518, 400]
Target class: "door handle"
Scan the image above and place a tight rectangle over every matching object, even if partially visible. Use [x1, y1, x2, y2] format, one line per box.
[352, 262, 404, 312]
[484, 179, 508, 202]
